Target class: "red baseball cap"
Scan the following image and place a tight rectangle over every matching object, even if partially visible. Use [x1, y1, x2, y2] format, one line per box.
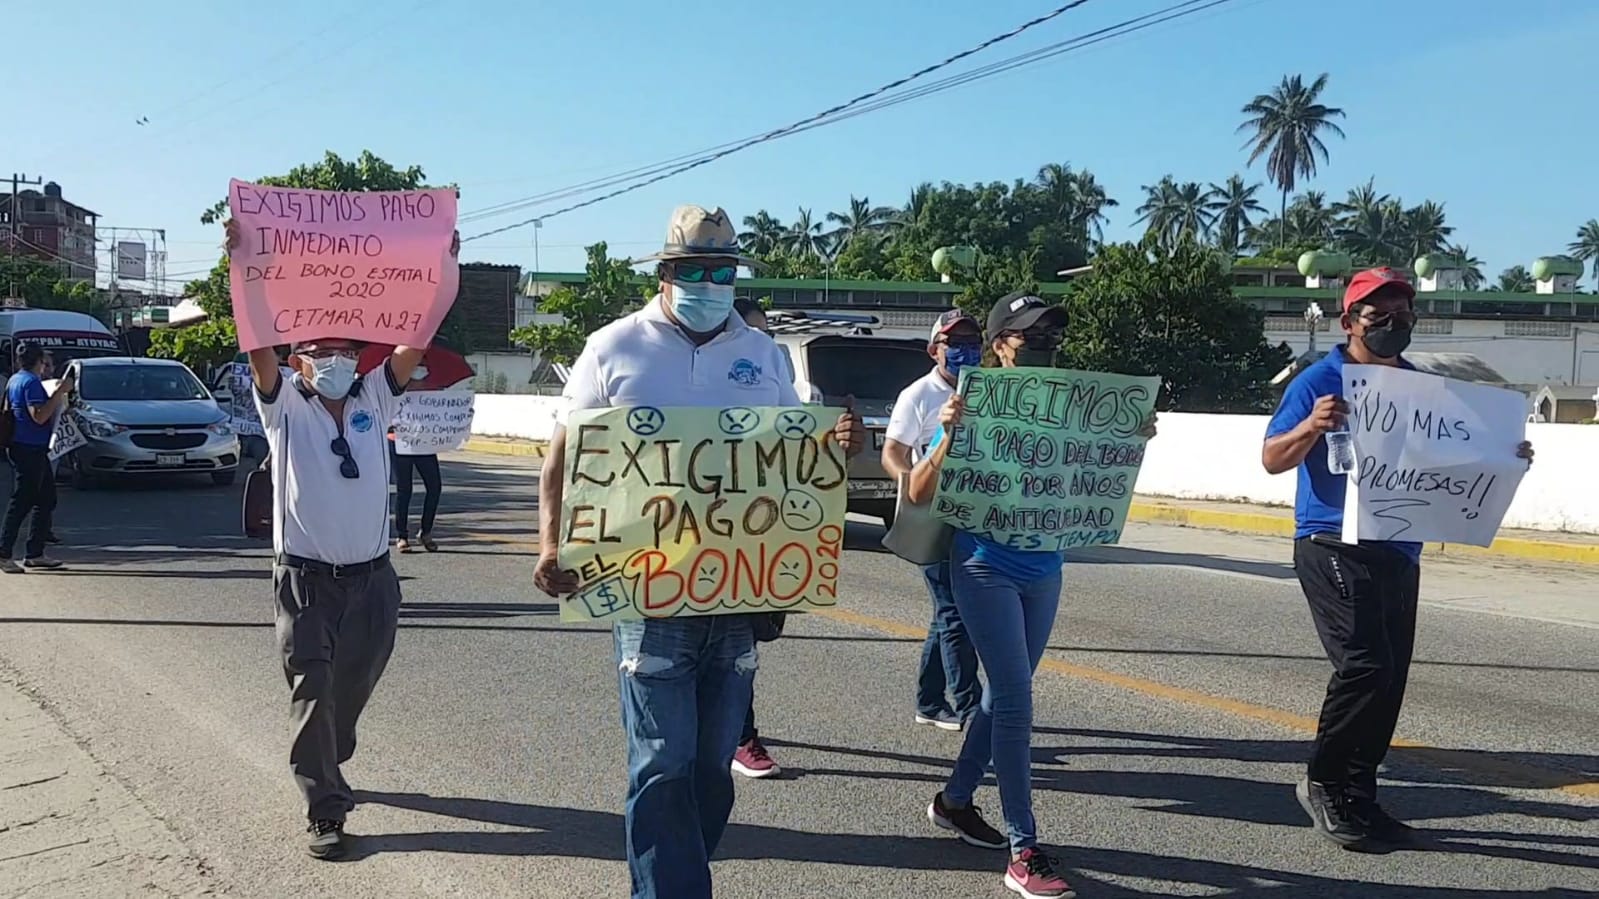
[929, 308, 980, 344]
[1343, 267, 1416, 312]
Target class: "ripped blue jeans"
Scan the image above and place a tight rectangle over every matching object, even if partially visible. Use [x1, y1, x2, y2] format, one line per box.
[615, 615, 758, 899]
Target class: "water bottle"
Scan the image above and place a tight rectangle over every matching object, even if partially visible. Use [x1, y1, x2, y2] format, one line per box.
[1326, 426, 1355, 475]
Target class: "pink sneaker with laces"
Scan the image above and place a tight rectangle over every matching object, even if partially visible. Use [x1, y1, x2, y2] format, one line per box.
[1005, 848, 1075, 898]
[731, 738, 780, 779]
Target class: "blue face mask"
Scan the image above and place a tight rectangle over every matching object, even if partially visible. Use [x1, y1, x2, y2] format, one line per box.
[670, 282, 735, 333]
[943, 344, 982, 377]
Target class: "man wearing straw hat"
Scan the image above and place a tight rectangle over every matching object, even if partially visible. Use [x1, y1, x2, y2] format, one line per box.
[535, 205, 864, 898]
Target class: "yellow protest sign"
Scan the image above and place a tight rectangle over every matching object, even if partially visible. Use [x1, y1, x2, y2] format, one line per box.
[557, 405, 849, 622]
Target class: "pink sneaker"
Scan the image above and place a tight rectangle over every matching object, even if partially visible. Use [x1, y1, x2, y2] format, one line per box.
[731, 738, 780, 779]
[1005, 848, 1075, 898]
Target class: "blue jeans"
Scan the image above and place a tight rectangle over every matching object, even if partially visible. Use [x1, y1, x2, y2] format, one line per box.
[943, 550, 1061, 853]
[616, 615, 758, 899]
[917, 560, 981, 719]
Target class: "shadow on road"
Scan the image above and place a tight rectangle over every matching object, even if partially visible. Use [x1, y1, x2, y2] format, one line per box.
[1067, 545, 1296, 580]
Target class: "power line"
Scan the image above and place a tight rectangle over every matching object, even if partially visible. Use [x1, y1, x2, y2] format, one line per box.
[461, 0, 1101, 241]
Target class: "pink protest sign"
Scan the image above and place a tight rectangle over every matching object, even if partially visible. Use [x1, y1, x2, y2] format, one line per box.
[226, 179, 460, 351]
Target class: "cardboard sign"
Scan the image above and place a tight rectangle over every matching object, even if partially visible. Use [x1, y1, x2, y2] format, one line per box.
[393, 389, 474, 455]
[227, 363, 264, 437]
[933, 367, 1159, 551]
[226, 179, 459, 351]
[49, 411, 88, 462]
[557, 405, 848, 622]
[1341, 364, 1528, 546]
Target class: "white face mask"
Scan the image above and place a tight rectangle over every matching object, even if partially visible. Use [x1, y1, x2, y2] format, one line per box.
[306, 355, 358, 399]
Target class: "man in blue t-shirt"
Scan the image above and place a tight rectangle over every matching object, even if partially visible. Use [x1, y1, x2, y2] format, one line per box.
[3, 342, 76, 572]
[1263, 268, 1533, 852]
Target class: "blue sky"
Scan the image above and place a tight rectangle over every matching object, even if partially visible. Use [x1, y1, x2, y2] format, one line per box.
[12, 0, 1597, 289]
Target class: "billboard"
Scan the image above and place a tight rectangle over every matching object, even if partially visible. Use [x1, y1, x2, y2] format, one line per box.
[116, 241, 147, 280]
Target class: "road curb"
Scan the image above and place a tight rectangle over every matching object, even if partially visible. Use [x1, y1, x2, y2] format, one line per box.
[1127, 501, 1599, 567]
[451, 442, 1597, 567]
[462, 438, 548, 458]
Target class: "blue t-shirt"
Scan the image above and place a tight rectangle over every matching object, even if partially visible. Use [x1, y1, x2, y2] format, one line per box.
[929, 425, 1065, 581]
[1265, 346, 1421, 564]
[5, 371, 53, 447]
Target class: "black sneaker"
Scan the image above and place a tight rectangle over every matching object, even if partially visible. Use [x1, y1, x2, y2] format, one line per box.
[928, 791, 1007, 850]
[306, 819, 348, 860]
[1296, 778, 1378, 849]
[22, 556, 63, 571]
[0, 559, 22, 575]
[1352, 798, 1419, 845]
[45, 533, 62, 545]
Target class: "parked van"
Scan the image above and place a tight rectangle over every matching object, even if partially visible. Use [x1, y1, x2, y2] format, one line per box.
[0, 308, 123, 374]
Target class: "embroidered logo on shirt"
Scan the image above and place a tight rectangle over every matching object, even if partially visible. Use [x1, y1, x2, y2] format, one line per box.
[350, 411, 374, 434]
[728, 358, 763, 387]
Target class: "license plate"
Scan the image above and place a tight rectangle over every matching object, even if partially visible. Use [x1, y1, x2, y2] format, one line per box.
[848, 480, 897, 498]
[156, 453, 185, 467]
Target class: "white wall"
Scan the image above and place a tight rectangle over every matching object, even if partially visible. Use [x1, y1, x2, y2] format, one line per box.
[1270, 321, 1599, 386]
[472, 394, 563, 441]
[1134, 413, 1599, 534]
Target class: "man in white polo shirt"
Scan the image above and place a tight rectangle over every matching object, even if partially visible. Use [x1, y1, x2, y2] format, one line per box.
[534, 205, 863, 899]
[227, 221, 456, 860]
[881, 309, 984, 730]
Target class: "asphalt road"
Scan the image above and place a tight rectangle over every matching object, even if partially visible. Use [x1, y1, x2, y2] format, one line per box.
[1, 453, 1595, 899]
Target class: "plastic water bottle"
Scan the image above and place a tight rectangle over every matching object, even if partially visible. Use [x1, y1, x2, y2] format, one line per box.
[1326, 427, 1355, 475]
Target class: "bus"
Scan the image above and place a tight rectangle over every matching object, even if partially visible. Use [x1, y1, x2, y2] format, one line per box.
[0, 308, 123, 375]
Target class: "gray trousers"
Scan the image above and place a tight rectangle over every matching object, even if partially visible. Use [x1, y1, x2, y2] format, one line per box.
[273, 559, 402, 821]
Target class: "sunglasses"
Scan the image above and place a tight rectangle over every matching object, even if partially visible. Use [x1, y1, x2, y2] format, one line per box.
[672, 262, 738, 286]
[1356, 310, 1418, 328]
[330, 436, 360, 479]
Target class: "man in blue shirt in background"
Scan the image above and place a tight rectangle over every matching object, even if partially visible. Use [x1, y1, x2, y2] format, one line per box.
[1263, 268, 1534, 852]
[3, 341, 75, 573]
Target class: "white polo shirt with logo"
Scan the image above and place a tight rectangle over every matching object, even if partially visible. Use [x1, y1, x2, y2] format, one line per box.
[885, 367, 954, 463]
[256, 366, 405, 565]
[560, 296, 801, 418]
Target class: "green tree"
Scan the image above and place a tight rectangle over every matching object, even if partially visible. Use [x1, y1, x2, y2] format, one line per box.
[738, 210, 785, 256]
[1238, 73, 1347, 247]
[151, 150, 436, 369]
[0, 255, 108, 322]
[783, 207, 830, 260]
[1401, 200, 1453, 261]
[508, 242, 644, 365]
[825, 195, 899, 247]
[951, 248, 1041, 327]
[1444, 244, 1486, 290]
[1490, 265, 1534, 293]
[1061, 239, 1291, 412]
[1568, 219, 1599, 290]
[1134, 177, 1212, 249]
[1334, 180, 1408, 266]
[1206, 174, 1267, 256]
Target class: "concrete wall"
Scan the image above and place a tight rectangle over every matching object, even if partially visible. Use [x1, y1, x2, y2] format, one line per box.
[467, 398, 1599, 534]
[1269, 320, 1599, 387]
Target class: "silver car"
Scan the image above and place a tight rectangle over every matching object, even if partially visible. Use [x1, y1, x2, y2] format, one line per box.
[61, 357, 242, 487]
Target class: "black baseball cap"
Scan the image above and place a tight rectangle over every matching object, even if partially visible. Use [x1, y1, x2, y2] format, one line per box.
[987, 291, 1068, 335]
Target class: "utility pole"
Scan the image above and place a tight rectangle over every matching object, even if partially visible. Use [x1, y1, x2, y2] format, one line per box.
[5, 172, 45, 303]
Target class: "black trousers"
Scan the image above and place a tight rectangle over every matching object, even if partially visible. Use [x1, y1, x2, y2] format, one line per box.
[2, 444, 56, 560]
[392, 452, 442, 537]
[1293, 536, 1420, 799]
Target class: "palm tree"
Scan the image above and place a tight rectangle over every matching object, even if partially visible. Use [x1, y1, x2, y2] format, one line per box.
[783, 207, 829, 260]
[825, 195, 899, 246]
[1402, 200, 1453, 260]
[1237, 73, 1347, 247]
[1035, 163, 1119, 245]
[1285, 190, 1336, 244]
[1135, 177, 1212, 249]
[738, 210, 784, 256]
[1569, 219, 1599, 290]
[1205, 174, 1267, 255]
[1492, 265, 1534, 293]
[1335, 181, 1406, 266]
[904, 182, 935, 228]
[1444, 243, 1486, 290]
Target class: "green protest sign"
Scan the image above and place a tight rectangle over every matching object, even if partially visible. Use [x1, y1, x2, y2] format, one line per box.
[557, 404, 849, 622]
[932, 367, 1159, 551]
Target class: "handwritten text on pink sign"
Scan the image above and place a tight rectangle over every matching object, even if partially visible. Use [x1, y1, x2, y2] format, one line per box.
[227, 179, 459, 351]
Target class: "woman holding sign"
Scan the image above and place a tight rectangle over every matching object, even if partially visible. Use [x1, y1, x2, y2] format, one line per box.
[904, 293, 1156, 899]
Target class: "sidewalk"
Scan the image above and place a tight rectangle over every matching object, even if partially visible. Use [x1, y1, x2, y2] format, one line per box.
[458, 439, 1599, 567]
[0, 670, 215, 898]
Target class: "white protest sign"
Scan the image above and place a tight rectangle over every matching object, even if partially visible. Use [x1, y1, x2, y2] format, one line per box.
[49, 411, 88, 462]
[393, 389, 474, 455]
[228, 363, 264, 437]
[1341, 364, 1528, 547]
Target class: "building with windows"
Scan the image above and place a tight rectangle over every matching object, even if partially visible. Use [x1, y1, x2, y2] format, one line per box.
[0, 182, 98, 281]
[518, 263, 1599, 388]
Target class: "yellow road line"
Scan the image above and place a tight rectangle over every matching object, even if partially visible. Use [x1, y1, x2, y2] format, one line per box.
[812, 606, 1599, 800]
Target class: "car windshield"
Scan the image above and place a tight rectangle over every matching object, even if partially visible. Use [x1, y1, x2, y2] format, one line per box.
[805, 342, 930, 401]
[79, 364, 208, 401]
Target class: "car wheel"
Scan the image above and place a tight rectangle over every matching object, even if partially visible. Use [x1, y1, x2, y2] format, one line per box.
[68, 455, 100, 490]
[211, 469, 238, 487]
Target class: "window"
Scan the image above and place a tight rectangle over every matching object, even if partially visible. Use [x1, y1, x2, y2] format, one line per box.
[79, 364, 208, 401]
[803, 340, 931, 402]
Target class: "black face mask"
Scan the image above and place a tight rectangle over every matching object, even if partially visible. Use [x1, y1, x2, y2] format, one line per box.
[1360, 321, 1413, 359]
